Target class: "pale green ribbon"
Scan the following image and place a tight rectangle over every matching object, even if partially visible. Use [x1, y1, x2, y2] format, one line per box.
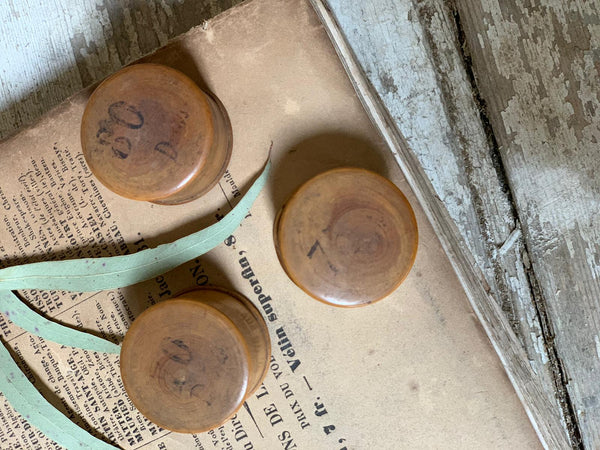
[0, 345, 117, 449]
[0, 161, 270, 449]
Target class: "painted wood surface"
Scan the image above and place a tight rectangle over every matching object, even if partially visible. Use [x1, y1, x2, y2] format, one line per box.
[0, 0, 242, 140]
[453, 1, 600, 447]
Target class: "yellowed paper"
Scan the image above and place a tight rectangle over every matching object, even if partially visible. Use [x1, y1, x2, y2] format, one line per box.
[0, 0, 539, 448]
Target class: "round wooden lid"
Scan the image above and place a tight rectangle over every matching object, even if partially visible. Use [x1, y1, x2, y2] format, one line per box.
[120, 299, 249, 433]
[81, 63, 213, 202]
[275, 168, 418, 307]
[180, 288, 271, 396]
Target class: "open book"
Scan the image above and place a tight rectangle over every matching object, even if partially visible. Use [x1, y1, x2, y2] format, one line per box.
[0, 0, 539, 448]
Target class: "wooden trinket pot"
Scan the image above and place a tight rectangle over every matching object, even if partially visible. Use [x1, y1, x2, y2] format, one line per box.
[81, 63, 232, 204]
[274, 168, 418, 307]
[120, 287, 270, 433]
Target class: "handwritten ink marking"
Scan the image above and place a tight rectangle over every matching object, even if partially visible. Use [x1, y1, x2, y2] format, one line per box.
[154, 142, 177, 161]
[306, 239, 338, 274]
[111, 136, 131, 159]
[96, 102, 143, 161]
[96, 119, 114, 145]
[307, 239, 324, 259]
[161, 338, 192, 364]
[190, 383, 205, 398]
[108, 101, 144, 129]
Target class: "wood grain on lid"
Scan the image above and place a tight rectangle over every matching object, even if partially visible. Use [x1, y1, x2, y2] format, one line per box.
[120, 299, 249, 433]
[275, 168, 418, 307]
[81, 63, 213, 202]
[178, 287, 271, 397]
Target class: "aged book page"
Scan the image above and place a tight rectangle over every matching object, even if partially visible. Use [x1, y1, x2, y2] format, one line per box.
[0, 0, 539, 448]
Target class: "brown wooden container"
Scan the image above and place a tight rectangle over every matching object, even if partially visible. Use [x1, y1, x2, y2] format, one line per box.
[120, 287, 270, 433]
[274, 168, 418, 307]
[81, 63, 232, 205]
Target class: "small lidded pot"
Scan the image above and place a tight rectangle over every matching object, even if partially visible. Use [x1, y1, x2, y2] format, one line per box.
[274, 168, 418, 307]
[81, 63, 232, 204]
[120, 287, 270, 433]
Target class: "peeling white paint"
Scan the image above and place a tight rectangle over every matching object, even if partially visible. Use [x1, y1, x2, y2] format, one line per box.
[531, 332, 550, 365]
[498, 226, 521, 256]
[469, 1, 600, 444]
[586, 247, 600, 281]
[0, 0, 238, 139]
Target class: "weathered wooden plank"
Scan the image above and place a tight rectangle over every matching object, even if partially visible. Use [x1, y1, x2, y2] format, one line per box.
[320, 0, 572, 447]
[311, 1, 570, 448]
[452, 0, 600, 447]
[0, 0, 243, 140]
